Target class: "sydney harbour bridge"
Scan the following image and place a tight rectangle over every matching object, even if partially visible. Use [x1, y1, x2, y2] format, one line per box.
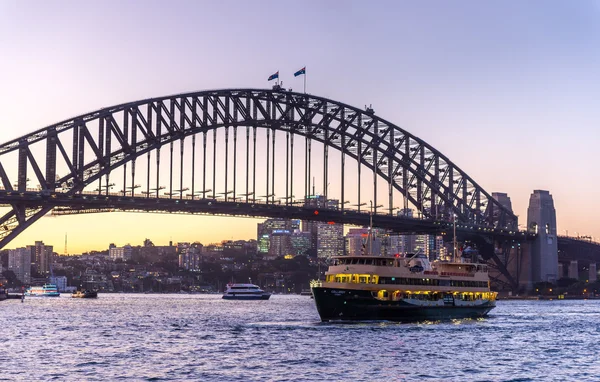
[0, 86, 598, 291]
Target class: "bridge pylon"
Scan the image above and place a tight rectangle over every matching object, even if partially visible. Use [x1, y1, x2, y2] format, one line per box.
[526, 190, 558, 290]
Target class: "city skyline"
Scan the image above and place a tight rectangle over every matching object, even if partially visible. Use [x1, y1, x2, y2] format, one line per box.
[1, 1, 599, 252]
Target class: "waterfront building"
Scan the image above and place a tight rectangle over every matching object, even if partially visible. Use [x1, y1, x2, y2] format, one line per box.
[109, 244, 133, 261]
[8, 247, 31, 284]
[49, 276, 68, 292]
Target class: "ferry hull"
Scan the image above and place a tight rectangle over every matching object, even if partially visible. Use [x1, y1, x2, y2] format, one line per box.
[25, 293, 60, 297]
[312, 287, 495, 322]
[222, 294, 271, 300]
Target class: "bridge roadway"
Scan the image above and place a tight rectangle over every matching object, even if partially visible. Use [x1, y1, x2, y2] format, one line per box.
[558, 236, 600, 264]
[0, 189, 533, 240]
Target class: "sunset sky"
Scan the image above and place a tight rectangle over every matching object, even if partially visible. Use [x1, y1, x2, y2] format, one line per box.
[0, 1, 598, 253]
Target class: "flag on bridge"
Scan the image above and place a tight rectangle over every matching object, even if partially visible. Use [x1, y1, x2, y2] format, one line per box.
[268, 71, 279, 81]
[294, 67, 306, 77]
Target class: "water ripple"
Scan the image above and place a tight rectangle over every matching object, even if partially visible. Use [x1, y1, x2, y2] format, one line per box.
[2, 295, 600, 380]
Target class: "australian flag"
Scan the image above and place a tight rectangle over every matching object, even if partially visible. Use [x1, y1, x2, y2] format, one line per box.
[268, 71, 279, 81]
[294, 67, 306, 77]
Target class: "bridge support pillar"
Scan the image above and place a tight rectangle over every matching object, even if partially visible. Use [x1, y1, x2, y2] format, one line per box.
[557, 263, 564, 279]
[568, 260, 578, 279]
[517, 242, 533, 292]
[589, 263, 597, 283]
[527, 190, 558, 285]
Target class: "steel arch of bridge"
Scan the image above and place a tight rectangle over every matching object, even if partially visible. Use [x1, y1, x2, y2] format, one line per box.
[0, 87, 517, 249]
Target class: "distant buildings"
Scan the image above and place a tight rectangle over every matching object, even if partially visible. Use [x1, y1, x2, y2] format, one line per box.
[49, 275, 68, 292]
[254, 204, 453, 261]
[302, 195, 343, 258]
[317, 221, 344, 259]
[254, 196, 346, 260]
[8, 247, 31, 283]
[178, 242, 203, 271]
[109, 244, 133, 261]
[256, 219, 307, 260]
[268, 230, 292, 259]
[290, 230, 311, 256]
[28, 241, 53, 275]
[346, 228, 369, 257]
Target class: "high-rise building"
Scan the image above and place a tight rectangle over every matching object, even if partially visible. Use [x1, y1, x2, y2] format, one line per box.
[8, 247, 31, 284]
[258, 234, 270, 254]
[27, 241, 53, 275]
[267, 230, 292, 259]
[346, 228, 369, 257]
[303, 195, 342, 258]
[257, 218, 300, 254]
[290, 230, 311, 256]
[317, 222, 344, 259]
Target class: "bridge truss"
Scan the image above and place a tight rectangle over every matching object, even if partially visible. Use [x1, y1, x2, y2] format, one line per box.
[0, 87, 522, 284]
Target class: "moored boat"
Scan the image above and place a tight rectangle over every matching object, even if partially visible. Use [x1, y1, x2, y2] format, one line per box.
[222, 283, 271, 300]
[71, 290, 98, 298]
[24, 284, 60, 297]
[312, 254, 496, 322]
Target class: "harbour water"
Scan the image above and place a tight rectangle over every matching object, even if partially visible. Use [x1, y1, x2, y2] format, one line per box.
[2, 295, 600, 381]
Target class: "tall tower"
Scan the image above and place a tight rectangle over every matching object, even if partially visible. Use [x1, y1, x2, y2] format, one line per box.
[527, 190, 558, 284]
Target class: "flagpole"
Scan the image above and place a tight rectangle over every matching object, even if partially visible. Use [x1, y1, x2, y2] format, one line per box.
[304, 66, 306, 94]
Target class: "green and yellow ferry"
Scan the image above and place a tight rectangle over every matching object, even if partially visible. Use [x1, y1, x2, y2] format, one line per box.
[312, 254, 496, 322]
